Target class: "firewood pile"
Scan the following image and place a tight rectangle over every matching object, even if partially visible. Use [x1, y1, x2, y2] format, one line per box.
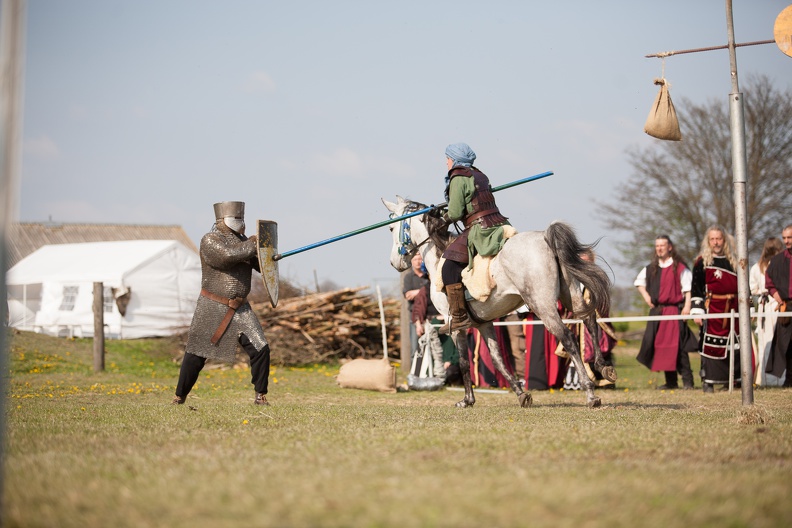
[250, 287, 402, 366]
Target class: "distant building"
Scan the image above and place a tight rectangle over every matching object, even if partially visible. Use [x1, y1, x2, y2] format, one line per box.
[7, 221, 198, 268]
[8, 239, 202, 338]
[5, 222, 200, 338]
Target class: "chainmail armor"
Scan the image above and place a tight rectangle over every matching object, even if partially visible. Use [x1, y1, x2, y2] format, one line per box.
[185, 221, 269, 363]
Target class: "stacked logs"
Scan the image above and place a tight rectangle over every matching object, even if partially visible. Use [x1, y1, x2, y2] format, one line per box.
[250, 287, 402, 366]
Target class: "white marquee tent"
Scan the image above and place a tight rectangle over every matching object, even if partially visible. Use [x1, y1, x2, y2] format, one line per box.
[6, 240, 201, 339]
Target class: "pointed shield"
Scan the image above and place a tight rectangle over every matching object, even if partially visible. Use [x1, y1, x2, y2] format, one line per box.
[257, 220, 279, 308]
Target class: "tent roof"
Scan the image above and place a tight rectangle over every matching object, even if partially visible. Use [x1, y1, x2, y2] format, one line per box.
[7, 222, 197, 268]
[6, 240, 193, 286]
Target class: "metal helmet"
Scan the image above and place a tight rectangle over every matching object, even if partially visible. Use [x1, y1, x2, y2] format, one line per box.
[213, 201, 245, 220]
[213, 201, 246, 233]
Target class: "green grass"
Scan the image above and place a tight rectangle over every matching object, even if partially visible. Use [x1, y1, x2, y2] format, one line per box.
[4, 330, 792, 528]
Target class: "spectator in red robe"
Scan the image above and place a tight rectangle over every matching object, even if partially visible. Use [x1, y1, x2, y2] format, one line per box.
[635, 235, 697, 390]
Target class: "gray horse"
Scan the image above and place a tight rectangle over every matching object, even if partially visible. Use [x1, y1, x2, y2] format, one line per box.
[383, 196, 615, 408]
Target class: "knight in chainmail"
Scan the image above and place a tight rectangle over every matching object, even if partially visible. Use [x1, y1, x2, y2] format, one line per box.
[173, 201, 272, 406]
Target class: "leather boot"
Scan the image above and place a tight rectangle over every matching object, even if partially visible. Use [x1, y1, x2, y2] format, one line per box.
[438, 283, 472, 334]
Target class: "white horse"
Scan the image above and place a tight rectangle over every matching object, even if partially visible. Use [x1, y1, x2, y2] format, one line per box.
[383, 196, 615, 408]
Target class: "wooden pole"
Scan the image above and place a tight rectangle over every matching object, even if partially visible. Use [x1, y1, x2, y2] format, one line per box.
[93, 282, 105, 372]
[645, 39, 773, 58]
[0, 0, 26, 512]
[376, 285, 388, 360]
[400, 272, 412, 375]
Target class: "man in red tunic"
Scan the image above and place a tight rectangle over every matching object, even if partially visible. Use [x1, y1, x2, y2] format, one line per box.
[690, 226, 742, 393]
[635, 235, 697, 389]
[765, 224, 792, 386]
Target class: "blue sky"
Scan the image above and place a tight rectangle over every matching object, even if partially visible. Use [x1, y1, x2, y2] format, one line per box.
[18, 1, 791, 293]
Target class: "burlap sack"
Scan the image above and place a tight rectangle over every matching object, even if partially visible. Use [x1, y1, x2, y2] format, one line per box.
[644, 78, 682, 141]
[336, 356, 397, 393]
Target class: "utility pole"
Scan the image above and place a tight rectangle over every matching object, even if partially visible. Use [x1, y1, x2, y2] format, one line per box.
[724, 0, 754, 406]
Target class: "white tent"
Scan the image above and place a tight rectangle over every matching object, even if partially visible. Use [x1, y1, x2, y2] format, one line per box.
[6, 240, 201, 339]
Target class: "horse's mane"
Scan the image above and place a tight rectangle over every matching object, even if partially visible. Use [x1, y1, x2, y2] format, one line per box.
[406, 200, 451, 258]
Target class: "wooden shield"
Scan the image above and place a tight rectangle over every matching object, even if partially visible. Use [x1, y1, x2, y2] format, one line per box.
[257, 220, 279, 308]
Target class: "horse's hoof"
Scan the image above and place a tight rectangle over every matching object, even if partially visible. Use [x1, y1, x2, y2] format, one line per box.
[455, 400, 474, 408]
[519, 392, 532, 408]
[601, 366, 618, 382]
[587, 397, 602, 408]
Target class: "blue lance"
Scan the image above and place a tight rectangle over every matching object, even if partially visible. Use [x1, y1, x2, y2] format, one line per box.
[257, 170, 553, 307]
[276, 170, 552, 260]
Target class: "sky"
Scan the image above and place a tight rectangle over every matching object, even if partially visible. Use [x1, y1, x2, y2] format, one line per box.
[16, 0, 792, 295]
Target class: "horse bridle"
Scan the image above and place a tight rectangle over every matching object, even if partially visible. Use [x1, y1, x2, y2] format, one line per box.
[391, 208, 430, 257]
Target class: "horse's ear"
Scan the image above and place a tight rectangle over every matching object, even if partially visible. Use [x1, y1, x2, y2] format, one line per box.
[382, 198, 397, 213]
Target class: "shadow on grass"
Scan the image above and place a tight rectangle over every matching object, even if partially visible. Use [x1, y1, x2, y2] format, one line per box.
[536, 401, 687, 410]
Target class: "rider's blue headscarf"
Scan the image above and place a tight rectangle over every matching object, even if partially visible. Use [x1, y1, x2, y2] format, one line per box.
[444, 143, 476, 193]
[445, 142, 476, 168]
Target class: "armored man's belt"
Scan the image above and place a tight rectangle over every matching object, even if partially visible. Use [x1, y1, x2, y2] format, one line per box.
[200, 289, 247, 345]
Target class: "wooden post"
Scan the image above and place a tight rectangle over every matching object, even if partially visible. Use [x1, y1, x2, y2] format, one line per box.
[1, 0, 26, 512]
[400, 273, 411, 374]
[93, 282, 105, 372]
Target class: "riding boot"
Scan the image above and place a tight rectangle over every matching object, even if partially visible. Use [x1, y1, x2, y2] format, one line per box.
[438, 283, 472, 334]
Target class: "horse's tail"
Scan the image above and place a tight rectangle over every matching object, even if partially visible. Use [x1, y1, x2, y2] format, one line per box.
[544, 221, 611, 318]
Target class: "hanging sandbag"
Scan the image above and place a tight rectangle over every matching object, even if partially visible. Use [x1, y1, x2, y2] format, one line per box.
[644, 78, 682, 141]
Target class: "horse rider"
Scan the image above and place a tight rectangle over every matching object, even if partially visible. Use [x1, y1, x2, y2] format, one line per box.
[173, 201, 272, 406]
[438, 142, 511, 333]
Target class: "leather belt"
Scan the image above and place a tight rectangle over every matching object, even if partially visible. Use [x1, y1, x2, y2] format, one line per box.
[201, 288, 246, 345]
[709, 294, 736, 300]
[464, 208, 500, 228]
[705, 293, 736, 324]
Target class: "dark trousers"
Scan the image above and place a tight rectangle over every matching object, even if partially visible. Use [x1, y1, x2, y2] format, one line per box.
[175, 334, 271, 398]
[441, 259, 465, 286]
[665, 350, 694, 387]
[444, 363, 463, 386]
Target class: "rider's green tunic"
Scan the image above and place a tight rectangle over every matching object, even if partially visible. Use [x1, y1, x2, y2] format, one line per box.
[446, 175, 510, 267]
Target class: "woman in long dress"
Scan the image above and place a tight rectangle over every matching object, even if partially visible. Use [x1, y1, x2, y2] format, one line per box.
[749, 237, 783, 386]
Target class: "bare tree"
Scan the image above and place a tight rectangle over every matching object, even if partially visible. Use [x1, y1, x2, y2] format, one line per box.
[598, 75, 792, 271]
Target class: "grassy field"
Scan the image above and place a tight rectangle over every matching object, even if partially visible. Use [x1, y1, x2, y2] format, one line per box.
[3, 330, 792, 528]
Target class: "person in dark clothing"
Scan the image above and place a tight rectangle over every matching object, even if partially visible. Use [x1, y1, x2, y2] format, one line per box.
[690, 226, 742, 393]
[635, 235, 697, 389]
[408, 252, 461, 385]
[765, 224, 792, 386]
[402, 251, 436, 359]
